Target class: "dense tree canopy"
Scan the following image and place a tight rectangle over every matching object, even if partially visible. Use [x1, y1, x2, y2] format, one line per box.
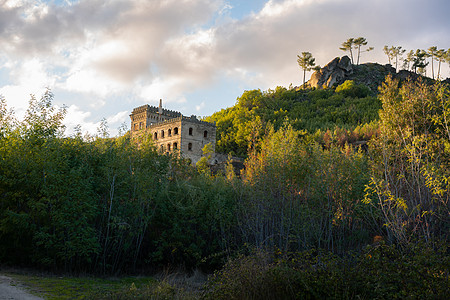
[205, 81, 379, 156]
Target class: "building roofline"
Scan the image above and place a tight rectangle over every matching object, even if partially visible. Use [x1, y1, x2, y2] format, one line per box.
[131, 104, 182, 118]
[146, 116, 215, 130]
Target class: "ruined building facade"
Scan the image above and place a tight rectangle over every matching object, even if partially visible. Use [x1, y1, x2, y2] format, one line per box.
[130, 100, 216, 164]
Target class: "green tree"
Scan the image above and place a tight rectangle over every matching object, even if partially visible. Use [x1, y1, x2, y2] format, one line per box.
[444, 48, 450, 78]
[383, 45, 394, 65]
[428, 46, 438, 79]
[412, 49, 429, 75]
[241, 124, 370, 253]
[297, 52, 316, 88]
[353, 37, 374, 65]
[435, 48, 447, 79]
[196, 142, 214, 175]
[366, 75, 450, 244]
[339, 38, 355, 64]
[403, 49, 415, 71]
[391, 46, 406, 71]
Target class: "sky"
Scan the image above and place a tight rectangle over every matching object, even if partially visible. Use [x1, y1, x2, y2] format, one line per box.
[1, 0, 450, 136]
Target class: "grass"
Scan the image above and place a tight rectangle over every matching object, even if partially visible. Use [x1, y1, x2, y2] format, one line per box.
[4, 269, 205, 299]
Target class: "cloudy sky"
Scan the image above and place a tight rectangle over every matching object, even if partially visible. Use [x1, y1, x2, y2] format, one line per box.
[1, 0, 450, 136]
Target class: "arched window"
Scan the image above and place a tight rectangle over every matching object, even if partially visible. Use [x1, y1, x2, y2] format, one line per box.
[168, 129, 172, 136]
[188, 143, 192, 151]
[173, 142, 178, 150]
[139, 122, 143, 129]
[160, 145, 164, 152]
[167, 143, 171, 151]
[204, 130, 208, 138]
[154, 132, 158, 140]
[161, 130, 165, 138]
[189, 127, 193, 135]
[174, 127, 179, 135]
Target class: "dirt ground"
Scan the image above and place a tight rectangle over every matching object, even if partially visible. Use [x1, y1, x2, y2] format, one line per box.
[0, 274, 42, 300]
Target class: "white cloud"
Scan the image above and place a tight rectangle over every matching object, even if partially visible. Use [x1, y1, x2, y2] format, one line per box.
[63, 104, 98, 135]
[1, 0, 450, 135]
[196, 101, 205, 112]
[0, 58, 57, 118]
[106, 110, 128, 125]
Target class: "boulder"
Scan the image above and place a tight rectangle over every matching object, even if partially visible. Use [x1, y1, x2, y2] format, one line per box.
[337, 55, 352, 73]
[308, 56, 353, 89]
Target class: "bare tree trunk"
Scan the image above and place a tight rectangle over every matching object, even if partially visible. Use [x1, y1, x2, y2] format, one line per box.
[103, 174, 116, 274]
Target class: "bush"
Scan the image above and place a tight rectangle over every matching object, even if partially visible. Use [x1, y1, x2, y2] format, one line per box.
[336, 80, 371, 98]
[203, 245, 449, 299]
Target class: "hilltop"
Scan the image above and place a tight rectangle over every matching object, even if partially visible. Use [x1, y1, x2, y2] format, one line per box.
[206, 55, 450, 157]
[306, 55, 450, 92]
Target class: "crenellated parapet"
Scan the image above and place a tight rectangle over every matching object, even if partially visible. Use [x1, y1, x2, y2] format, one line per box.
[145, 116, 215, 130]
[131, 104, 182, 118]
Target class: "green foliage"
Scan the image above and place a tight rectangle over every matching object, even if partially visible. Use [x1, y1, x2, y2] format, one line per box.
[203, 244, 449, 299]
[239, 124, 371, 253]
[205, 85, 381, 156]
[8, 273, 200, 300]
[196, 143, 214, 175]
[340, 37, 373, 65]
[335, 80, 370, 98]
[367, 76, 450, 244]
[297, 52, 316, 87]
[0, 91, 237, 272]
[149, 175, 238, 270]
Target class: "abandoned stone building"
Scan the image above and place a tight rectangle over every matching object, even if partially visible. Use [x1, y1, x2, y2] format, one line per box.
[130, 100, 216, 164]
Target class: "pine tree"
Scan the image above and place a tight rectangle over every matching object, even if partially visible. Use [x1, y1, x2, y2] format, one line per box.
[340, 38, 354, 64]
[297, 52, 316, 88]
[353, 37, 373, 65]
[428, 46, 437, 79]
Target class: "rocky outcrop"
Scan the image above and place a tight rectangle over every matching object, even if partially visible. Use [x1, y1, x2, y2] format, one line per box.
[309, 56, 353, 89]
[307, 57, 411, 91]
[306, 56, 450, 91]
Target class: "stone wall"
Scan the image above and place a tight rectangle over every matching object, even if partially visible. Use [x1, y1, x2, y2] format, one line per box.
[148, 118, 182, 154]
[179, 119, 216, 164]
[130, 105, 216, 164]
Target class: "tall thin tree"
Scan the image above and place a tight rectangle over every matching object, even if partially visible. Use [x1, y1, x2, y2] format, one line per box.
[435, 49, 446, 79]
[428, 46, 437, 79]
[353, 37, 373, 65]
[339, 38, 355, 64]
[297, 52, 316, 88]
[394, 46, 406, 71]
[403, 50, 414, 71]
[445, 48, 450, 77]
[383, 45, 393, 65]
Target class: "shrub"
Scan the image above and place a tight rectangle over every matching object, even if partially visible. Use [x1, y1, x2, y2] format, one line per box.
[336, 80, 371, 98]
[202, 245, 449, 299]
